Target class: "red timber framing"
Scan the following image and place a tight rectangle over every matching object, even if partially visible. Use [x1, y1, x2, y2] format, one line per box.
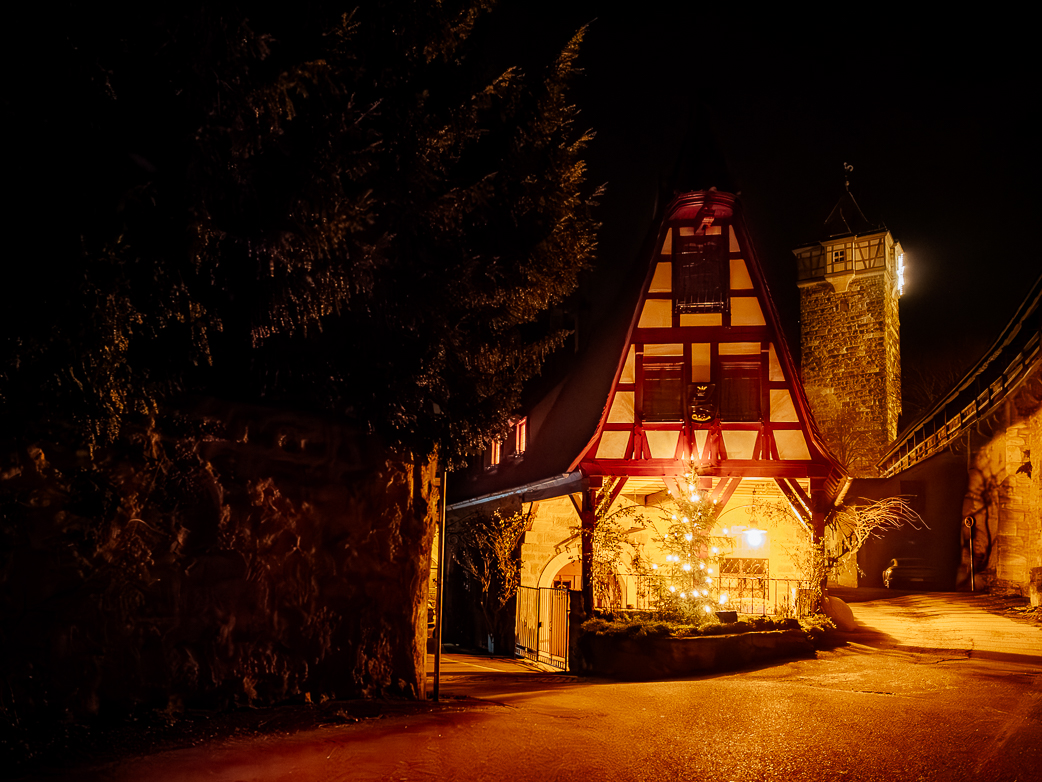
[571, 191, 845, 610]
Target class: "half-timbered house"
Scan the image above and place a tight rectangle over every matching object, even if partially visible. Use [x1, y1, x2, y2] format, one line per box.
[448, 190, 849, 664]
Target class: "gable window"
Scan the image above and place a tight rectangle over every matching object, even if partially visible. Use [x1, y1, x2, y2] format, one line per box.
[514, 418, 527, 456]
[719, 359, 760, 421]
[643, 362, 684, 422]
[673, 224, 728, 314]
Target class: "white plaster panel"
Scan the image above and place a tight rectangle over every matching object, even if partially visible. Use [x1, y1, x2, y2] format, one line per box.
[731, 297, 766, 326]
[722, 430, 758, 460]
[692, 343, 711, 381]
[621, 346, 635, 383]
[646, 430, 680, 459]
[638, 299, 672, 328]
[650, 262, 672, 292]
[607, 391, 635, 423]
[770, 390, 798, 422]
[694, 430, 708, 459]
[768, 344, 784, 381]
[730, 258, 753, 289]
[645, 343, 683, 356]
[596, 430, 630, 459]
[719, 342, 760, 355]
[679, 313, 722, 327]
[775, 430, 811, 460]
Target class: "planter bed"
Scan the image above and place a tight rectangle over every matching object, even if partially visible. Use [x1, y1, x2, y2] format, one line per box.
[577, 628, 815, 679]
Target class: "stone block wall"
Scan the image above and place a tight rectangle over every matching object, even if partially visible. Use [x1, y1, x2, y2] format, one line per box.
[519, 496, 582, 587]
[800, 274, 900, 476]
[962, 377, 1042, 595]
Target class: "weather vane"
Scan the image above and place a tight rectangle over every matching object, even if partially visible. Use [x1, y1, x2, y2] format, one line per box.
[843, 161, 854, 191]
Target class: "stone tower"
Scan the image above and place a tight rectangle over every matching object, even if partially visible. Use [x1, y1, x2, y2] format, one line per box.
[794, 190, 903, 477]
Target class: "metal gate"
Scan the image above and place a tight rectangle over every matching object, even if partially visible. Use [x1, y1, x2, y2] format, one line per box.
[515, 586, 573, 670]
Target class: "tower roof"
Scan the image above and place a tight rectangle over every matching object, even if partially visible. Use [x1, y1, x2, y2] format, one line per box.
[822, 190, 883, 239]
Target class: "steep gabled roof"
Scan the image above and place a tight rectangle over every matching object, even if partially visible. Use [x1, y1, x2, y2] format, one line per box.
[452, 190, 847, 509]
[573, 190, 846, 499]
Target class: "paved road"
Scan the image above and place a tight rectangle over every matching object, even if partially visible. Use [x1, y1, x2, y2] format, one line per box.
[64, 650, 1039, 781]
[36, 593, 1042, 782]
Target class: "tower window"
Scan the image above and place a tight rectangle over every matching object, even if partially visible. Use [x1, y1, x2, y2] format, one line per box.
[673, 224, 728, 314]
[719, 359, 761, 421]
[642, 362, 684, 422]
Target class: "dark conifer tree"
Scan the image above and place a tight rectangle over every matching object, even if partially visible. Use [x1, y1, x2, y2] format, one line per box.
[3, 2, 598, 461]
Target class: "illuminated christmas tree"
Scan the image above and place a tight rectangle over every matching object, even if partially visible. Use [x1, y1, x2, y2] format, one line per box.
[649, 464, 734, 621]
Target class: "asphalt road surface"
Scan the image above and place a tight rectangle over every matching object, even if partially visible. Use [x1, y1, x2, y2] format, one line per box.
[68, 644, 1041, 782]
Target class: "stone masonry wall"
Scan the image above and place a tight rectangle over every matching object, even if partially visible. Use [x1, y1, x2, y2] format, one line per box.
[962, 366, 1042, 596]
[800, 273, 900, 476]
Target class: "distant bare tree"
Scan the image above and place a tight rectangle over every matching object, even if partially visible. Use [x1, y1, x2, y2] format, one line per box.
[825, 497, 927, 575]
[902, 345, 979, 425]
[449, 509, 528, 645]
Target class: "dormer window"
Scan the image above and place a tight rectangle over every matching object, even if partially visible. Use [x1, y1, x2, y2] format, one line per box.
[514, 418, 527, 456]
[673, 223, 728, 314]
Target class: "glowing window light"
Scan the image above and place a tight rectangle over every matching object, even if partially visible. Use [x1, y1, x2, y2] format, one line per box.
[897, 253, 905, 296]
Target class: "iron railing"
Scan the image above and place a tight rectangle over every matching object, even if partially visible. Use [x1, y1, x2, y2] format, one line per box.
[629, 574, 813, 617]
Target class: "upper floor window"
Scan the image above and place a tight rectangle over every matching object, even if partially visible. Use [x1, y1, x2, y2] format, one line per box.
[719, 359, 760, 422]
[643, 361, 684, 422]
[673, 224, 728, 314]
[488, 438, 501, 468]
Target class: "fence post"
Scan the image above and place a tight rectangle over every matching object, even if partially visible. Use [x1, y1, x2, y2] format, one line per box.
[568, 589, 585, 674]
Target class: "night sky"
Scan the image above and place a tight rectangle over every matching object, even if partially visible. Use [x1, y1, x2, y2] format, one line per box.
[488, 4, 1040, 375]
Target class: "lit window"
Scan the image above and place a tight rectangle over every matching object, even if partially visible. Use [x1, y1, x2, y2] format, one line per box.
[514, 418, 527, 455]
[642, 361, 684, 422]
[489, 439, 501, 467]
[673, 223, 728, 314]
[719, 359, 760, 421]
